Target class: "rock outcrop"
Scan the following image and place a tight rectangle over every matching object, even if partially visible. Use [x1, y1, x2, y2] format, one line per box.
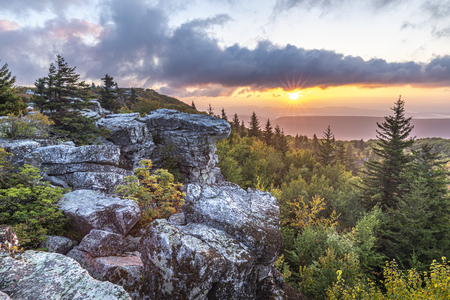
[57, 190, 140, 237]
[0, 109, 290, 299]
[0, 251, 131, 299]
[137, 182, 284, 299]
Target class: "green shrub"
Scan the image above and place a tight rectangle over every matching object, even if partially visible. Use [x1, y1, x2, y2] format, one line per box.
[0, 112, 53, 139]
[328, 258, 450, 299]
[0, 149, 67, 248]
[115, 159, 185, 232]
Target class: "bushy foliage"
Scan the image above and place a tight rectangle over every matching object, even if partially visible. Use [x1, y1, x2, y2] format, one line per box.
[0, 148, 67, 248]
[0, 112, 54, 139]
[328, 258, 450, 299]
[115, 159, 185, 231]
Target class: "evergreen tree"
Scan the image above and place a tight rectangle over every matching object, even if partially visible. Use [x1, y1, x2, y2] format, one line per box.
[361, 97, 414, 210]
[191, 101, 196, 110]
[240, 120, 246, 137]
[232, 113, 240, 134]
[91, 82, 96, 89]
[293, 134, 301, 149]
[316, 125, 336, 166]
[127, 88, 139, 107]
[382, 144, 450, 270]
[221, 108, 228, 121]
[312, 134, 318, 152]
[99, 74, 121, 112]
[0, 60, 26, 115]
[248, 111, 260, 137]
[263, 119, 273, 145]
[207, 104, 214, 116]
[32, 55, 107, 145]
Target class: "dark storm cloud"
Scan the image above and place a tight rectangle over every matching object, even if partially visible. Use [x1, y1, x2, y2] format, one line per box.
[1, 0, 449, 93]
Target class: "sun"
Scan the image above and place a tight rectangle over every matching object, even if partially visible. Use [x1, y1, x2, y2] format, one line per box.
[288, 90, 302, 100]
[289, 92, 299, 100]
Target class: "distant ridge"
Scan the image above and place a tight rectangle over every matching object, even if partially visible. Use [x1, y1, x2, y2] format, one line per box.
[271, 116, 450, 140]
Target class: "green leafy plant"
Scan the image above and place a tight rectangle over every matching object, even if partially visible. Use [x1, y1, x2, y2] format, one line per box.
[0, 112, 54, 139]
[0, 149, 67, 248]
[115, 159, 185, 232]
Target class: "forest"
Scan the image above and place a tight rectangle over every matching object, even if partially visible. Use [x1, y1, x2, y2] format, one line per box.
[1, 56, 450, 299]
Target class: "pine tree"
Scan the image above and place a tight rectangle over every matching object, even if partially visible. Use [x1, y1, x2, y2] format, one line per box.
[361, 97, 414, 210]
[381, 145, 450, 270]
[99, 74, 121, 112]
[221, 108, 228, 121]
[32, 55, 107, 145]
[248, 111, 260, 137]
[127, 88, 139, 106]
[207, 104, 214, 116]
[263, 119, 273, 145]
[191, 101, 196, 110]
[316, 125, 336, 166]
[240, 120, 246, 137]
[0, 60, 27, 115]
[232, 113, 240, 134]
[312, 134, 318, 152]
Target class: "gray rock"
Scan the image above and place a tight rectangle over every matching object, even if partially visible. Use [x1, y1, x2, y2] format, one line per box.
[180, 223, 258, 299]
[67, 248, 146, 300]
[0, 225, 19, 250]
[57, 190, 140, 237]
[42, 174, 69, 188]
[35, 144, 121, 165]
[0, 291, 10, 300]
[139, 219, 228, 299]
[39, 235, 78, 255]
[0, 250, 131, 299]
[183, 182, 283, 264]
[78, 229, 126, 257]
[124, 235, 141, 253]
[168, 212, 187, 226]
[0, 140, 41, 167]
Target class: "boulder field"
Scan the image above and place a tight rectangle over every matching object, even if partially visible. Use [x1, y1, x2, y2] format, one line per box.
[0, 109, 290, 299]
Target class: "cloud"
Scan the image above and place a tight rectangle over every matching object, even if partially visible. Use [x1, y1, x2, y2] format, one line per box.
[273, 0, 403, 13]
[0, 0, 89, 14]
[0, 20, 20, 32]
[1, 0, 449, 94]
[422, 0, 450, 19]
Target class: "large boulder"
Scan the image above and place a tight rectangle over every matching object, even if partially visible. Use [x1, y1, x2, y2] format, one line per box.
[0, 139, 42, 168]
[139, 109, 230, 184]
[78, 229, 126, 257]
[0, 250, 131, 299]
[139, 219, 228, 299]
[33, 144, 132, 192]
[183, 182, 283, 264]
[67, 248, 145, 300]
[57, 190, 140, 237]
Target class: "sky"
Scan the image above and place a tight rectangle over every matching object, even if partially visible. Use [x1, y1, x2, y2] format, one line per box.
[1, 0, 449, 115]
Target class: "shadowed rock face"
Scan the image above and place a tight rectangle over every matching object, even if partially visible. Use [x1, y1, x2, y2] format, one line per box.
[0, 251, 131, 300]
[39, 236, 78, 255]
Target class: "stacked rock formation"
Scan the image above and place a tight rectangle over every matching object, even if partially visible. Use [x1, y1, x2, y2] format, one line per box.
[0, 109, 287, 299]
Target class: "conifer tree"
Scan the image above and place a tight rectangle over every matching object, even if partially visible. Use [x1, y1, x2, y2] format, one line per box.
[240, 120, 246, 137]
[312, 134, 318, 151]
[248, 111, 260, 137]
[32, 55, 107, 145]
[232, 113, 240, 134]
[99, 74, 121, 112]
[0, 60, 26, 115]
[191, 101, 196, 110]
[316, 125, 336, 166]
[207, 104, 214, 116]
[127, 88, 139, 106]
[221, 108, 228, 121]
[361, 97, 414, 210]
[263, 119, 273, 145]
